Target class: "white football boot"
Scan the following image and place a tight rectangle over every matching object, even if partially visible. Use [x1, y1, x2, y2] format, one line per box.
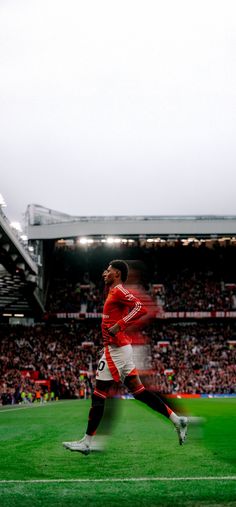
[63, 435, 91, 455]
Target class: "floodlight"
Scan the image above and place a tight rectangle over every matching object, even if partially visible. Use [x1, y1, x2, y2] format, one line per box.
[10, 222, 22, 233]
[0, 194, 6, 207]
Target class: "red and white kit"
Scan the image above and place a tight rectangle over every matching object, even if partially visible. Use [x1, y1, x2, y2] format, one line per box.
[96, 284, 147, 382]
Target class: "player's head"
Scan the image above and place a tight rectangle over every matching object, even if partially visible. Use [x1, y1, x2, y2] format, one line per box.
[103, 259, 129, 285]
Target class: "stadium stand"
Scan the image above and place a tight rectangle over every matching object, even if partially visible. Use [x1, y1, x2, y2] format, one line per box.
[1, 321, 236, 404]
[45, 240, 236, 313]
[0, 207, 44, 317]
[1, 208, 236, 404]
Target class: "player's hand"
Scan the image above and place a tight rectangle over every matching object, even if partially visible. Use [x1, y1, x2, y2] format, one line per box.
[108, 324, 120, 336]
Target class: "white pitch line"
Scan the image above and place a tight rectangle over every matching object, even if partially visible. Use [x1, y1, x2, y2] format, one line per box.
[0, 477, 236, 484]
[0, 405, 53, 414]
[0, 406, 43, 414]
[0, 401, 68, 414]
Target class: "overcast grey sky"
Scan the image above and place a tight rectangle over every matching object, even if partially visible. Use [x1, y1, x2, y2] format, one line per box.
[1, 0, 236, 223]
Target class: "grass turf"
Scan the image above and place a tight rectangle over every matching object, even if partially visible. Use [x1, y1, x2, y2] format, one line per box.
[0, 399, 236, 506]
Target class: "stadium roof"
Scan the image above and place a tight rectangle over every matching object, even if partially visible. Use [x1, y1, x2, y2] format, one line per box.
[26, 204, 236, 240]
[0, 209, 44, 317]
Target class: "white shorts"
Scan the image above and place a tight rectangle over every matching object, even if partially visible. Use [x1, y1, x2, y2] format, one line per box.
[96, 344, 137, 383]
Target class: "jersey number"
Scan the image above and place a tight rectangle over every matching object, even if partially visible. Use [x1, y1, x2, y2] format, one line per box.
[98, 360, 105, 371]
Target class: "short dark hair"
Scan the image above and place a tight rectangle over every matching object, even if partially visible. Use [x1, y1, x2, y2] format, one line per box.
[110, 259, 129, 282]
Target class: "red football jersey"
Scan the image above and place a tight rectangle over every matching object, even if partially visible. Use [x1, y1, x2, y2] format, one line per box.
[102, 283, 147, 347]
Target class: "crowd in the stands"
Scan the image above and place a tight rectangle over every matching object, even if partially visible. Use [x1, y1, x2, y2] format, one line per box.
[46, 242, 236, 313]
[1, 321, 235, 405]
[149, 323, 236, 393]
[164, 273, 236, 311]
[1, 242, 236, 405]
[47, 275, 236, 314]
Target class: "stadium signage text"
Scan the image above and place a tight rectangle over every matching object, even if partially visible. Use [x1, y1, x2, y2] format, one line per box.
[55, 311, 236, 320]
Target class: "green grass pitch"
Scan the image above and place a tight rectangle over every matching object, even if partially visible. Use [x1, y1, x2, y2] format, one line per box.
[0, 398, 236, 506]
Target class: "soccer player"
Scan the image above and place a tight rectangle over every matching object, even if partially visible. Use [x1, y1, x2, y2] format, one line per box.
[63, 260, 188, 454]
